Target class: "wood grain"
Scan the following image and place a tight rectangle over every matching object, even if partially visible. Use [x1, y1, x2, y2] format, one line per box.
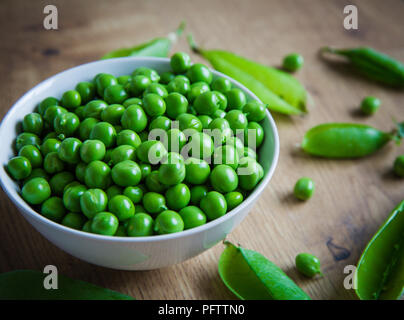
[1, 0, 404, 300]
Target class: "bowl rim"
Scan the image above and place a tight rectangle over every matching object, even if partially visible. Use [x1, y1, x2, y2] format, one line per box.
[0, 56, 279, 243]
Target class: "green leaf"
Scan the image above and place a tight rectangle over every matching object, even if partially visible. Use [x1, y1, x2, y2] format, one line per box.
[0, 270, 134, 300]
[218, 242, 311, 300]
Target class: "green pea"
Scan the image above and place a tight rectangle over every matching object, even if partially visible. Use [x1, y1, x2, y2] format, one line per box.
[101, 104, 125, 125]
[75, 162, 87, 183]
[225, 191, 244, 211]
[212, 109, 226, 119]
[211, 77, 232, 93]
[243, 100, 266, 122]
[149, 116, 171, 131]
[41, 196, 66, 222]
[226, 136, 245, 158]
[63, 181, 82, 194]
[37, 97, 59, 116]
[165, 92, 188, 119]
[79, 189, 108, 219]
[80, 140, 106, 164]
[105, 185, 123, 200]
[91, 212, 119, 235]
[90, 122, 116, 148]
[214, 91, 228, 110]
[139, 164, 151, 182]
[126, 213, 154, 237]
[158, 152, 186, 186]
[123, 186, 143, 204]
[132, 67, 160, 83]
[154, 210, 184, 234]
[143, 192, 167, 216]
[121, 104, 148, 133]
[225, 110, 248, 132]
[114, 224, 127, 237]
[61, 212, 86, 230]
[244, 147, 257, 160]
[78, 118, 98, 141]
[160, 71, 175, 85]
[82, 220, 92, 233]
[295, 253, 322, 277]
[40, 138, 61, 156]
[75, 81, 95, 104]
[198, 115, 213, 130]
[129, 75, 151, 96]
[213, 145, 239, 169]
[7, 156, 32, 180]
[238, 157, 264, 191]
[144, 83, 168, 98]
[190, 185, 208, 206]
[15, 132, 41, 152]
[44, 152, 65, 174]
[200, 191, 227, 220]
[23, 168, 49, 185]
[283, 53, 304, 72]
[188, 132, 214, 159]
[166, 75, 190, 95]
[210, 165, 238, 193]
[63, 184, 86, 212]
[116, 129, 141, 148]
[107, 195, 134, 221]
[43, 105, 68, 125]
[117, 75, 131, 86]
[84, 160, 111, 189]
[58, 138, 82, 164]
[49, 171, 75, 196]
[110, 145, 135, 165]
[393, 155, 404, 177]
[104, 85, 128, 104]
[184, 157, 210, 185]
[136, 140, 167, 164]
[187, 63, 212, 84]
[178, 206, 207, 230]
[22, 113, 43, 135]
[245, 122, 264, 149]
[360, 96, 381, 115]
[166, 128, 186, 153]
[83, 100, 108, 119]
[176, 113, 203, 132]
[194, 91, 220, 116]
[294, 177, 315, 201]
[74, 106, 85, 120]
[111, 160, 141, 187]
[226, 88, 246, 110]
[145, 170, 167, 193]
[21, 177, 51, 205]
[208, 118, 232, 144]
[95, 74, 118, 97]
[143, 94, 166, 117]
[187, 82, 210, 104]
[170, 52, 192, 74]
[123, 97, 143, 108]
[165, 183, 190, 211]
[53, 112, 80, 137]
[61, 90, 81, 109]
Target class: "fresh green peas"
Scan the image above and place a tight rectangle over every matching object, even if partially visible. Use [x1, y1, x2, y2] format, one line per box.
[15, 132, 41, 152]
[84, 160, 111, 189]
[295, 253, 322, 277]
[210, 165, 238, 193]
[43, 105, 68, 125]
[82, 220, 92, 233]
[143, 93, 166, 117]
[243, 100, 266, 122]
[158, 152, 186, 186]
[198, 115, 213, 130]
[283, 53, 304, 72]
[225, 110, 248, 132]
[63, 184, 86, 212]
[83, 100, 108, 119]
[226, 136, 245, 158]
[74, 106, 85, 120]
[75, 162, 87, 183]
[91, 212, 119, 235]
[21, 177, 51, 205]
[187, 82, 210, 104]
[238, 157, 264, 191]
[166, 75, 191, 95]
[143, 192, 167, 216]
[190, 185, 209, 206]
[226, 88, 247, 110]
[53, 112, 80, 137]
[360, 96, 381, 115]
[111, 160, 141, 187]
[95, 74, 118, 97]
[37, 97, 59, 116]
[62, 212, 86, 230]
[212, 109, 226, 119]
[211, 77, 232, 93]
[61, 90, 81, 109]
[225, 191, 244, 211]
[200, 191, 227, 220]
[165, 183, 190, 211]
[90, 122, 116, 148]
[79, 118, 99, 141]
[116, 129, 141, 148]
[209, 118, 232, 144]
[393, 155, 404, 177]
[154, 210, 184, 234]
[145, 171, 167, 193]
[149, 116, 171, 131]
[139, 164, 151, 181]
[126, 213, 154, 237]
[117, 75, 131, 86]
[170, 52, 192, 74]
[104, 85, 128, 104]
[293, 177, 315, 201]
[49, 171, 75, 196]
[136, 140, 167, 164]
[167, 128, 186, 153]
[123, 186, 143, 204]
[75, 81, 95, 104]
[132, 67, 160, 83]
[121, 104, 148, 133]
[105, 185, 123, 200]
[7, 156, 32, 180]
[58, 137, 82, 164]
[108, 195, 135, 221]
[245, 122, 264, 148]
[22, 113, 43, 135]
[129, 75, 151, 96]
[184, 157, 211, 185]
[80, 188, 108, 219]
[188, 132, 214, 159]
[244, 147, 257, 160]
[187, 63, 212, 84]
[177, 113, 203, 132]
[101, 104, 125, 125]
[80, 139, 106, 163]
[63, 181, 82, 194]
[110, 145, 135, 164]
[179, 206, 207, 230]
[165, 92, 188, 119]
[194, 91, 221, 116]
[214, 91, 228, 110]
[41, 196, 66, 222]
[18, 145, 42, 169]
[123, 97, 143, 108]
[160, 71, 175, 85]
[144, 83, 168, 98]
[23, 168, 49, 185]
[213, 145, 239, 170]
[114, 225, 127, 236]
[44, 152, 65, 174]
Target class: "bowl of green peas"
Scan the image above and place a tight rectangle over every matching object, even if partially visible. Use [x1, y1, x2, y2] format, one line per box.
[0, 53, 279, 270]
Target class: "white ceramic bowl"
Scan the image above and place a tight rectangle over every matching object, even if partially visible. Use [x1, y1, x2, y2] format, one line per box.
[0, 57, 279, 270]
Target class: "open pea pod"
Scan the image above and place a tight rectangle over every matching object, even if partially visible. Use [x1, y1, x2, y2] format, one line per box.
[0, 270, 133, 300]
[188, 35, 308, 116]
[101, 22, 185, 59]
[218, 242, 311, 300]
[356, 200, 404, 300]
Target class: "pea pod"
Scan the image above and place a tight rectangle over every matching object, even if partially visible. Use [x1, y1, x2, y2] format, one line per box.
[356, 200, 404, 300]
[321, 47, 404, 87]
[218, 242, 311, 300]
[188, 35, 308, 116]
[0, 270, 133, 300]
[302, 122, 404, 158]
[101, 22, 185, 59]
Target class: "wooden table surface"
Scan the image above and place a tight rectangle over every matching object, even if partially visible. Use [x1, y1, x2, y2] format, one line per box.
[1, 0, 404, 300]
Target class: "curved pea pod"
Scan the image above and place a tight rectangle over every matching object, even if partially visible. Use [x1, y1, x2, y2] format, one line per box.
[321, 47, 404, 87]
[218, 242, 311, 300]
[0, 270, 134, 300]
[302, 123, 394, 158]
[188, 36, 308, 115]
[356, 200, 404, 300]
[101, 22, 185, 59]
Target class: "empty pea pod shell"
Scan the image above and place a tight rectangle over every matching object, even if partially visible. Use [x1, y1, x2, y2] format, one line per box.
[302, 123, 393, 158]
[356, 200, 404, 300]
[218, 242, 311, 300]
[0, 270, 134, 300]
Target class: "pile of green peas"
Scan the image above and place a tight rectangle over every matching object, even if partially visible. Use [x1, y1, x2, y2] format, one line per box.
[6, 51, 266, 237]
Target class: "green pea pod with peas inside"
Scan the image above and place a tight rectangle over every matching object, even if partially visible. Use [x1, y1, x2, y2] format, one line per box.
[321, 47, 404, 87]
[0, 270, 134, 300]
[356, 200, 404, 300]
[218, 242, 311, 300]
[101, 22, 185, 59]
[188, 35, 308, 115]
[302, 122, 404, 158]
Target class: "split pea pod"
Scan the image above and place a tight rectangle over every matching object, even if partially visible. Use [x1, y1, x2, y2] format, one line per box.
[356, 200, 404, 300]
[321, 47, 404, 87]
[101, 22, 185, 59]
